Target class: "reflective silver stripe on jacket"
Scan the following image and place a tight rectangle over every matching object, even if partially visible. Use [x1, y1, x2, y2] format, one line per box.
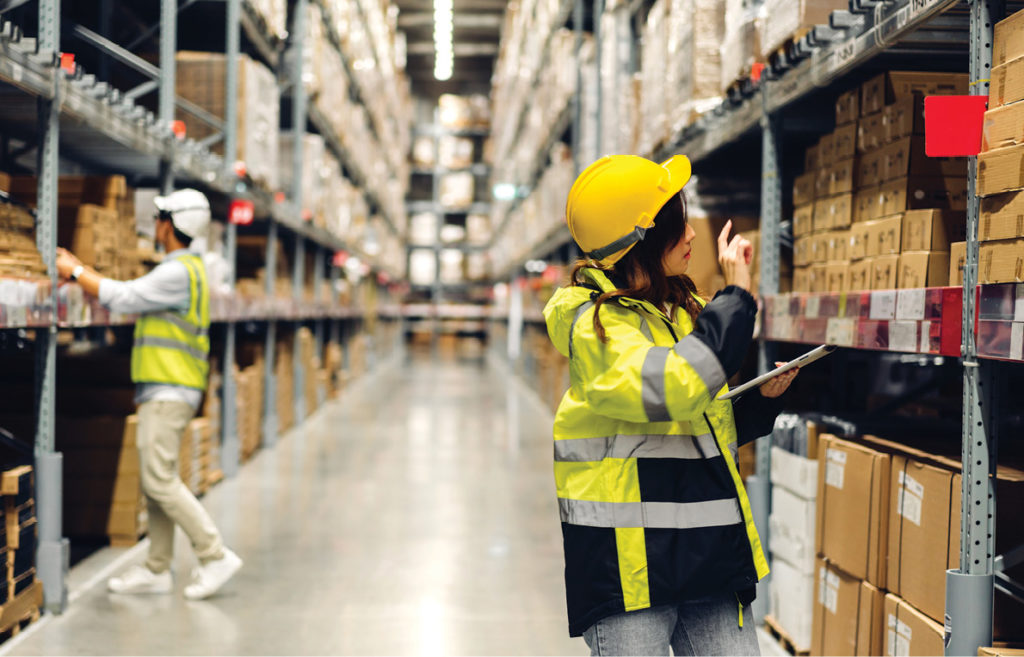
[558, 498, 743, 529]
[134, 336, 208, 360]
[673, 334, 727, 397]
[568, 301, 595, 359]
[641, 346, 672, 422]
[153, 311, 209, 337]
[638, 317, 654, 342]
[554, 433, 719, 462]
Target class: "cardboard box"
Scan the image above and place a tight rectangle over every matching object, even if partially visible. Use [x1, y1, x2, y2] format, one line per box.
[884, 136, 965, 182]
[983, 100, 1024, 151]
[883, 595, 944, 657]
[950, 241, 967, 286]
[883, 96, 925, 144]
[836, 89, 859, 126]
[979, 238, 1024, 283]
[850, 222, 871, 260]
[814, 194, 853, 232]
[770, 486, 817, 573]
[887, 455, 960, 623]
[805, 143, 821, 171]
[981, 190, 1024, 241]
[849, 259, 873, 292]
[834, 124, 858, 162]
[830, 158, 857, 196]
[769, 559, 814, 653]
[866, 215, 903, 257]
[858, 113, 885, 154]
[818, 133, 836, 168]
[794, 267, 811, 293]
[899, 251, 951, 289]
[990, 54, 1024, 109]
[902, 209, 966, 252]
[771, 446, 819, 499]
[809, 234, 829, 264]
[979, 143, 1024, 197]
[995, 9, 1024, 67]
[979, 648, 1024, 656]
[815, 165, 832, 199]
[858, 147, 886, 187]
[871, 255, 900, 290]
[826, 262, 850, 293]
[878, 177, 969, 217]
[854, 187, 881, 223]
[812, 558, 886, 656]
[794, 203, 816, 237]
[826, 230, 851, 262]
[795, 236, 813, 267]
[816, 435, 891, 587]
[810, 263, 828, 293]
[861, 71, 968, 117]
[794, 172, 817, 207]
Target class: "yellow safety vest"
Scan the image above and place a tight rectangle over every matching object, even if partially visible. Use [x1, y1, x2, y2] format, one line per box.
[130, 253, 210, 390]
[543, 267, 768, 637]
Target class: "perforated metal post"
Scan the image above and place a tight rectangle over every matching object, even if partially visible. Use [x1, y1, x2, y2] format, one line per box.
[220, 0, 242, 477]
[293, 236, 306, 423]
[263, 221, 279, 446]
[572, 0, 584, 175]
[158, 0, 176, 194]
[34, 0, 68, 615]
[946, 2, 1004, 654]
[290, 0, 309, 425]
[593, 0, 604, 154]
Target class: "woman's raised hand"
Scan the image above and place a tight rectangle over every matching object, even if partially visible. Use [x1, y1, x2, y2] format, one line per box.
[717, 220, 753, 292]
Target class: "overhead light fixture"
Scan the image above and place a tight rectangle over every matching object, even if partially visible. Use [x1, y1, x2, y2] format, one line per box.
[433, 0, 454, 80]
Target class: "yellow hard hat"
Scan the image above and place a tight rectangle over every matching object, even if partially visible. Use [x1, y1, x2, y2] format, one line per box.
[566, 154, 692, 266]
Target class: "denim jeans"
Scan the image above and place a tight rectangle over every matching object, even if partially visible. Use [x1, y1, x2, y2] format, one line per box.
[582, 594, 759, 656]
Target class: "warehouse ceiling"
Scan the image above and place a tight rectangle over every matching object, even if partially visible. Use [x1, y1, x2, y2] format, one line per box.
[395, 0, 507, 96]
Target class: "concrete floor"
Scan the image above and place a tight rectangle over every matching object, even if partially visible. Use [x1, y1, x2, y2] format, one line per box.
[5, 346, 587, 656]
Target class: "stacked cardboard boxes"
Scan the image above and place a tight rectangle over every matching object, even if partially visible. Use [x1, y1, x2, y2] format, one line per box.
[236, 344, 265, 463]
[275, 337, 295, 435]
[760, 0, 848, 60]
[974, 9, 1024, 284]
[0, 198, 47, 280]
[792, 72, 968, 292]
[1, 467, 37, 605]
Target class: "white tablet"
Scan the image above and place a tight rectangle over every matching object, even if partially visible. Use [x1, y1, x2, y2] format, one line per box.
[716, 344, 837, 401]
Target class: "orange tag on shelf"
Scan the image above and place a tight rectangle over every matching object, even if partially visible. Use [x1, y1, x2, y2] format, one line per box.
[171, 120, 186, 139]
[228, 199, 255, 226]
[60, 53, 75, 74]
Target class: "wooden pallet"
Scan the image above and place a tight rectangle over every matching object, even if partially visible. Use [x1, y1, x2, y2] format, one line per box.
[764, 614, 810, 656]
[0, 580, 42, 643]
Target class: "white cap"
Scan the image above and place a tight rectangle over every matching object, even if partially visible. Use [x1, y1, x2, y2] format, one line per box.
[153, 188, 211, 240]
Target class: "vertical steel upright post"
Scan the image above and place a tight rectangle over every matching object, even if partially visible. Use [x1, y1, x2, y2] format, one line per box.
[263, 221, 279, 446]
[313, 247, 326, 407]
[290, 0, 309, 425]
[35, 0, 68, 615]
[431, 111, 443, 336]
[593, 0, 604, 155]
[220, 0, 242, 477]
[947, 2, 1004, 654]
[159, 0, 177, 194]
[329, 262, 341, 358]
[571, 0, 584, 175]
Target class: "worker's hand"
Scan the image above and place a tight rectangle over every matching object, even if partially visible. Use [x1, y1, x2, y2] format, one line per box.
[760, 361, 799, 398]
[717, 220, 753, 292]
[56, 248, 82, 281]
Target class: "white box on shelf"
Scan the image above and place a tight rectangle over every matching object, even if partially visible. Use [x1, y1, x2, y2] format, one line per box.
[769, 486, 817, 574]
[770, 446, 819, 499]
[768, 557, 815, 653]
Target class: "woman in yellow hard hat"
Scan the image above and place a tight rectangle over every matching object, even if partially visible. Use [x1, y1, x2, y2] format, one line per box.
[543, 155, 797, 655]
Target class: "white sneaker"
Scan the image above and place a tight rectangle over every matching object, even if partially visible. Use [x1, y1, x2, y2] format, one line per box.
[184, 548, 243, 600]
[108, 565, 173, 594]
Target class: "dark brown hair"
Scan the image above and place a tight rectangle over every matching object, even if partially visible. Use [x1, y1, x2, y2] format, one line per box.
[571, 193, 702, 343]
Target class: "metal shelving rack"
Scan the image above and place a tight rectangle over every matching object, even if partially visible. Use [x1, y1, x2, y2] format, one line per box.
[1, 0, 406, 614]
[493, 0, 1020, 651]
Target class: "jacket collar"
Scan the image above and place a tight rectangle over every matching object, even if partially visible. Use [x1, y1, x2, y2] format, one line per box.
[580, 267, 673, 323]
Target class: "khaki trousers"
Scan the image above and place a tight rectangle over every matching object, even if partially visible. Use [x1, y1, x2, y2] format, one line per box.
[137, 400, 224, 573]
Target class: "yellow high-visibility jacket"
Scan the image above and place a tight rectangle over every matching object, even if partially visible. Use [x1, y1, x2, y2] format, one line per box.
[543, 267, 770, 637]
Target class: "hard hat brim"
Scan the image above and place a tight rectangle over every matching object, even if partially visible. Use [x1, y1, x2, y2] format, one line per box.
[658, 155, 692, 197]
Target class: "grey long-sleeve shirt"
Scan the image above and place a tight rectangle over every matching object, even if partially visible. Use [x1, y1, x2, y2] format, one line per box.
[98, 248, 204, 409]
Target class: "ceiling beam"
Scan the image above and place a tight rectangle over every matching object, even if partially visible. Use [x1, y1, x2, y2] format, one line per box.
[397, 12, 504, 29]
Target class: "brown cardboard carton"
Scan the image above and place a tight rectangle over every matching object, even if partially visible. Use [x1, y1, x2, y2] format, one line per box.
[887, 456, 961, 623]
[861, 71, 968, 116]
[899, 251, 951, 288]
[990, 55, 1024, 109]
[883, 97, 925, 144]
[814, 194, 853, 232]
[811, 557, 886, 656]
[866, 215, 903, 257]
[685, 216, 761, 295]
[805, 143, 821, 171]
[815, 165, 832, 199]
[950, 241, 967, 286]
[884, 136, 965, 182]
[794, 172, 817, 207]
[854, 187, 881, 223]
[982, 99, 1024, 151]
[795, 236, 813, 267]
[830, 158, 857, 196]
[871, 255, 900, 289]
[827, 230, 851, 262]
[878, 177, 969, 216]
[826, 262, 849, 293]
[858, 147, 886, 187]
[816, 435, 891, 588]
[794, 204, 816, 237]
[836, 89, 860, 126]
[995, 9, 1024, 67]
[979, 143, 1024, 197]
[811, 234, 830, 264]
[981, 191, 1024, 241]
[858, 113, 885, 154]
[793, 267, 811, 293]
[979, 238, 1024, 284]
[834, 124, 858, 162]
[849, 258, 873, 292]
[57, 205, 120, 268]
[818, 133, 836, 168]
[883, 594, 944, 657]
[810, 264, 828, 293]
[850, 222, 871, 261]
[902, 209, 967, 252]
[979, 648, 1024, 656]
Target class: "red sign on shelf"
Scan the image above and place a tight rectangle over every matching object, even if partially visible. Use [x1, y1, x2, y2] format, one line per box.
[171, 120, 187, 140]
[60, 53, 75, 75]
[924, 95, 987, 157]
[228, 199, 255, 226]
[333, 250, 349, 267]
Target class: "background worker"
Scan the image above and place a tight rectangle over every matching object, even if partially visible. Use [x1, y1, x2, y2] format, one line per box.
[544, 155, 798, 655]
[56, 188, 242, 601]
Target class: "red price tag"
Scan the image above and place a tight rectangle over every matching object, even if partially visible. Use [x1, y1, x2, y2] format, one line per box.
[333, 251, 349, 267]
[60, 53, 75, 74]
[228, 199, 255, 226]
[171, 120, 187, 139]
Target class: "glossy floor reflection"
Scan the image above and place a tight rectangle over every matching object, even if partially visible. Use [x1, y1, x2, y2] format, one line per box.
[8, 345, 586, 656]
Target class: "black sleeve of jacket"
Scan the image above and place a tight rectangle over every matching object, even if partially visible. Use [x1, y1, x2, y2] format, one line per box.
[732, 391, 786, 447]
[689, 285, 757, 379]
